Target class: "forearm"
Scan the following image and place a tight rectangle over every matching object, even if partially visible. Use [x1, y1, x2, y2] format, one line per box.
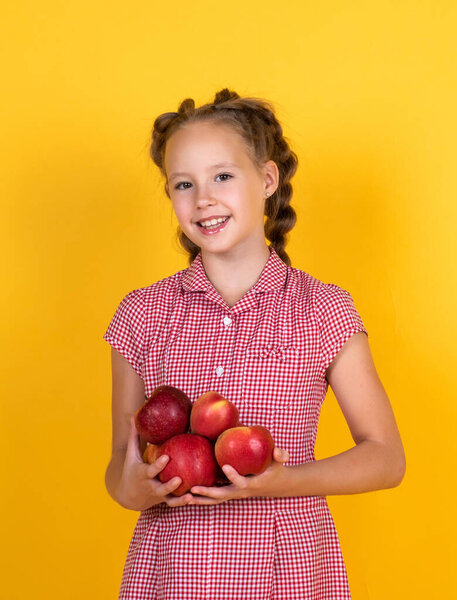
[105, 449, 126, 503]
[278, 439, 406, 498]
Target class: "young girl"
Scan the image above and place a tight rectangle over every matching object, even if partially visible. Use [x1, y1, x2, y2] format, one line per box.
[103, 88, 406, 599]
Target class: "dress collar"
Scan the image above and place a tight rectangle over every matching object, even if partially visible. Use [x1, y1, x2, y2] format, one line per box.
[181, 245, 288, 294]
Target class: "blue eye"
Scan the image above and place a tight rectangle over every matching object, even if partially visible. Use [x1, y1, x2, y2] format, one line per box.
[174, 173, 233, 190]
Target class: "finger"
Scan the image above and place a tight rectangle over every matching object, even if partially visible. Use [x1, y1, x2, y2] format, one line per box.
[125, 415, 142, 463]
[147, 455, 170, 479]
[189, 485, 226, 499]
[165, 493, 194, 507]
[220, 464, 249, 488]
[187, 494, 225, 506]
[156, 475, 182, 496]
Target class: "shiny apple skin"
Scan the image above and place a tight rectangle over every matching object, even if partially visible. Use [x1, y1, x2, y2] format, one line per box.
[135, 385, 192, 445]
[190, 391, 240, 441]
[156, 433, 218, 496]
[215, 426, 275, 476]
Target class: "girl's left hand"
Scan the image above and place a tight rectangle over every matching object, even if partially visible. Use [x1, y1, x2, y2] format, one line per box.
[188, 447, 290, 505]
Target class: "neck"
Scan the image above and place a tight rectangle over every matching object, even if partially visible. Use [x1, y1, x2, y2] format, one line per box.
[200, 243, 271, 307]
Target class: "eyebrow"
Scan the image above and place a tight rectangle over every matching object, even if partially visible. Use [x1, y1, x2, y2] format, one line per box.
[168, 162, 240, 182]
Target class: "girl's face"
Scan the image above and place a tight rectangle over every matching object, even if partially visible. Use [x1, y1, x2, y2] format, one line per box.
[164, 121, 277, 257]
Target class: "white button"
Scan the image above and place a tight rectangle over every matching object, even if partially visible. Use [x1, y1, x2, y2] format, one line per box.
[223, 316, 232, 326]
[215, 366, 224, 377]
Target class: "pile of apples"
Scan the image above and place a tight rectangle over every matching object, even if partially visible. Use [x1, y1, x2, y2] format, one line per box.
[135, 385, 275, 497]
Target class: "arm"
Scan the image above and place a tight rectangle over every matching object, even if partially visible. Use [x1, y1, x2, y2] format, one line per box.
[280, 331, 406, 496]
[189, 332, 406, 505]
[188, 331, 406, 505]
[105, 348, 193, 508]
[104, 347, 147, 502]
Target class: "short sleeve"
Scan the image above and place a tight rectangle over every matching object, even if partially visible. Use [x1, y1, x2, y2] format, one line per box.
[315, 283, 368, 375]
[103, 288, 145, 378]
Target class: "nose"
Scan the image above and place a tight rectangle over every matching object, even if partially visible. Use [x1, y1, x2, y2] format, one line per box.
[194, 184, 215, 208]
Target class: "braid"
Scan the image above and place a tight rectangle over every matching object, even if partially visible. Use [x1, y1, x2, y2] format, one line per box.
[262, 125, 298, 267]
[149, 88, 298, 266]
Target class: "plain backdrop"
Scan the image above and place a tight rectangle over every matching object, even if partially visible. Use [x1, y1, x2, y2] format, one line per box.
[1, 1, 456, 598]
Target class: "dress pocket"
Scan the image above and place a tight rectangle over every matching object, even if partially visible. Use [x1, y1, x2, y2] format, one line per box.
[241, 342, 303, 413]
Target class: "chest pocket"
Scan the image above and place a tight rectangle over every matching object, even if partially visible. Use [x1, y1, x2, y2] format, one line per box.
[241, 341, 303, 414]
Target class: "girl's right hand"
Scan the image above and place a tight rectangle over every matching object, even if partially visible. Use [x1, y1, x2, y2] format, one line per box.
[115, 417, 194, 510]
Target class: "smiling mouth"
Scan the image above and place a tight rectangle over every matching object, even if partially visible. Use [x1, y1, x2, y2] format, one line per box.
[197, 216, 230, 230]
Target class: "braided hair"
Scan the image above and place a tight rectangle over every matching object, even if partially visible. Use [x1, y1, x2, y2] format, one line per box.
[149, 88, 298, 266]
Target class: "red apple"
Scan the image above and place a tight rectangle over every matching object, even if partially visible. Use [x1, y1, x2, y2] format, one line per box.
[190, 391, 240, 441]
[143, 443, 160, 464]
[215, 426, 275, 476]
[135, 385, 192, 445]
[156, 433, 218, 496]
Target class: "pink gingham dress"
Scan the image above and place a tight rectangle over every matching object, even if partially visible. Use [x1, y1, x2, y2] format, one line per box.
[103, 245, 368, 600]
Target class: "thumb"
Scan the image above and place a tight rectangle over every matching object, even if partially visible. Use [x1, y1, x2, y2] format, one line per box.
[125, 415, 143, 463]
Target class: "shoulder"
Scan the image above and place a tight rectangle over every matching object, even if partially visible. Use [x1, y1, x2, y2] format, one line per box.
[113, 268, 189, 335]
[286, 266, 363, 332]
[142, 269, 185, 306]
[107, 268, 187, 347]
[121, 268, 186, 307]
[287, 265, 349, 308]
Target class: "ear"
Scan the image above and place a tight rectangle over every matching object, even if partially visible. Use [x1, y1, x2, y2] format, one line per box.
[262, 160, 279, 196]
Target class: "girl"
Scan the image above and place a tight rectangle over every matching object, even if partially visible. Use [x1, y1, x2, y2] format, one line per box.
[103, 88, 406, 599]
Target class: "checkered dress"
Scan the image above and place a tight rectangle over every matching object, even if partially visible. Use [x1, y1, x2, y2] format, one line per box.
[103, 246, 368, 599]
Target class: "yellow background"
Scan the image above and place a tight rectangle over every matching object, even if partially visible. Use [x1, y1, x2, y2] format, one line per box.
[2, 1, 456, 598]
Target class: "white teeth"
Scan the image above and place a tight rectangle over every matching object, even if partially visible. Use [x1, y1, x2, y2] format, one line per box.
[200, 216, 229, 228]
